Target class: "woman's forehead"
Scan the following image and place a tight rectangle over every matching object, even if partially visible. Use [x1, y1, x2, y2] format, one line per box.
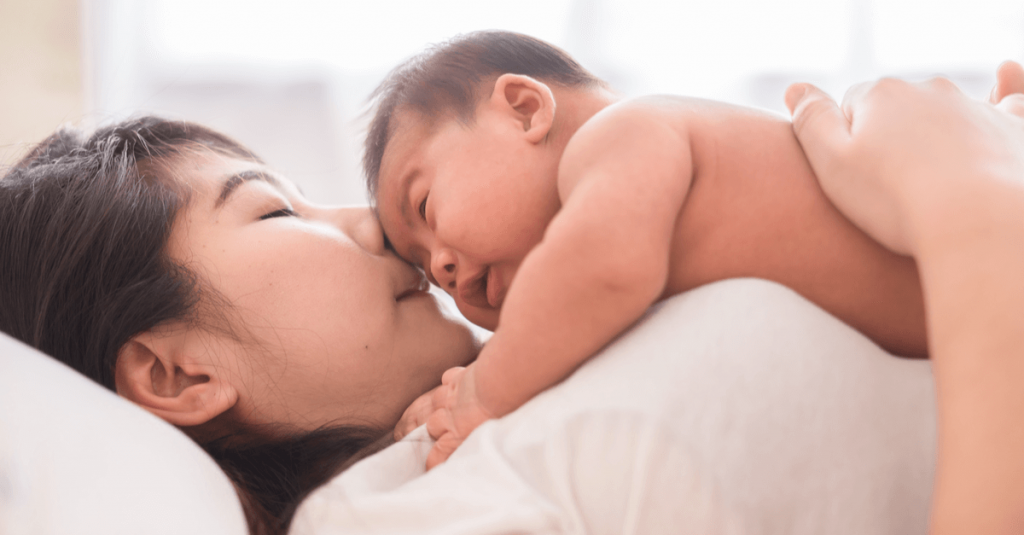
[169, 154, 284, 198]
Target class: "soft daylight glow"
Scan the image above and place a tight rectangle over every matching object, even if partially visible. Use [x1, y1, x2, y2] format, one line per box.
[148, 0, 574, 71]
[146, 0, 1024, 100]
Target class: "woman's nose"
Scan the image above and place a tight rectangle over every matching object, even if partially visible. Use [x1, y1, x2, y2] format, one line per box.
[430, 248, 458, 292]
[333, 206, 386, 256]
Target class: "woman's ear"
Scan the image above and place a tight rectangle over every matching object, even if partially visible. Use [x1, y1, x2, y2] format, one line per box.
[115, 326, 239, 427]
[490, 73, 556, 144]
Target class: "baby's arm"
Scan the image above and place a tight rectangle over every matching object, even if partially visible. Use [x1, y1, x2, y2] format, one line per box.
[425, 99, 693, 467]
[475, 98, 692, 412]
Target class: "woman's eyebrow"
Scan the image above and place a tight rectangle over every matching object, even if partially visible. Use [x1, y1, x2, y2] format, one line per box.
[216, 169, 284, 208]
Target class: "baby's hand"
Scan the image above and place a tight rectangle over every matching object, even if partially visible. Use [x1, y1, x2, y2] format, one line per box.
[394, 385, 442, 441]
[424, 365, 495, 470]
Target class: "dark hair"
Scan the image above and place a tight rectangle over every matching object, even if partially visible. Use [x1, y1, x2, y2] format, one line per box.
[0, 116, 389, 535]
[363, 30, 604, 201]
[208, 428, 392, 535]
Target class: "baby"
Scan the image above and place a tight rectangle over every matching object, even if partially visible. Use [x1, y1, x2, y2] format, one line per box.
[366, 31, 944, 467]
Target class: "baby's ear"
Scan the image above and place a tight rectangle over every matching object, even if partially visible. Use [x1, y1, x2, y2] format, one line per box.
[491, 73, 555, 143]
[115, 326, 239, 428]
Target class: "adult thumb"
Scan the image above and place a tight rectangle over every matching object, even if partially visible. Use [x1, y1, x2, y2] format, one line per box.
[996, 93, 1024, 120]
[785, 83, 852, 180]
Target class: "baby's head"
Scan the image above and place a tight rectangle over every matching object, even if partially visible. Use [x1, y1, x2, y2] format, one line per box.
[365, 31, 608, 328]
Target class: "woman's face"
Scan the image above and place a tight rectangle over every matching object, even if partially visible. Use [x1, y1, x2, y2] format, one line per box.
[167, 154, 479, 430]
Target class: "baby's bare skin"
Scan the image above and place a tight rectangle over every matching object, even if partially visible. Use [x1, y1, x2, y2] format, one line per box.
[378, 76, 926, 468]
[650, 96, 925, 357]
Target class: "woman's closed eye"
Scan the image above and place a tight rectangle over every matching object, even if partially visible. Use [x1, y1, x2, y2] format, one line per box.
[260, 208, 297, 220]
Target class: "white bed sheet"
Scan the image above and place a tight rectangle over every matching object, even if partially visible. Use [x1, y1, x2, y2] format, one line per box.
[292, 279, 936, 535]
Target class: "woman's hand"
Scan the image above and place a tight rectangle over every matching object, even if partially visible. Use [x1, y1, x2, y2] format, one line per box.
[787, 63, 1024, 535]
[424, 364, 495, 470]
[989, 60, 1024, 106]
[784, 61, 1024, 256]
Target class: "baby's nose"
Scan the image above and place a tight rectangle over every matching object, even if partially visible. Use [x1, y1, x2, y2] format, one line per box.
[430, 249, 458, 292]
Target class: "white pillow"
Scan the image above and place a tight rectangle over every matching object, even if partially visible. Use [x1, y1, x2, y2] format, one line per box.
[0, 333, 247, 535]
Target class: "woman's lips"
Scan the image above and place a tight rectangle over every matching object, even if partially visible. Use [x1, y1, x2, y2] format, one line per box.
[396, 274, 431, 301]
[396, 288, 430, 301]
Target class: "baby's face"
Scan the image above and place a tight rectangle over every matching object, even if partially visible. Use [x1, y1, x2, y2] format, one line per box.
[376, 110, 562, 329]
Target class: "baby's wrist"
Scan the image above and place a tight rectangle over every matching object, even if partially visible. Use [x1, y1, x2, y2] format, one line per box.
[465, 357, 518, 419]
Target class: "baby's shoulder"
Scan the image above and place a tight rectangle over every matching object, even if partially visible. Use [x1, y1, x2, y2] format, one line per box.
[558, 96, 714, 191]
[577, 95, 690, 133]
[561, 96, 694, 171]
[586, 95, 787, 132]
[567, 96, 774, 158]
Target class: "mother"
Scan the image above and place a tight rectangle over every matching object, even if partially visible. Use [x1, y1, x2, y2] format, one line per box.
[0, 118, 478, 534]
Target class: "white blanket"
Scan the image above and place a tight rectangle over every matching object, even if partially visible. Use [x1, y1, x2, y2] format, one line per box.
[292, 279, 936, 535]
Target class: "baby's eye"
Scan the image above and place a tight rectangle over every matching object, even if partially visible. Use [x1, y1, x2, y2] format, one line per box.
[418, 193, 429, 221]
[260, 208, 297, 220]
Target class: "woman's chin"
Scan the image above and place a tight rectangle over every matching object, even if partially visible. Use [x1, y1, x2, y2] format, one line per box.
[450, 321, 483, 368]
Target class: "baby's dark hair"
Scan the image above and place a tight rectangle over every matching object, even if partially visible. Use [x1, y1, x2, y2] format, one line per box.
[363, 30, 605, 201]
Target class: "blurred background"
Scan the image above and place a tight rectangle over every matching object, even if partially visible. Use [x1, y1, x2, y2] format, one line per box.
[2, 0, 1023, 206]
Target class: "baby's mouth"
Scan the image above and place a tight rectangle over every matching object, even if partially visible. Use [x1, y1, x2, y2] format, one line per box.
[458, 268, 506, 310]
[485, 269, 505, 309]
[458, 271, 489, 309]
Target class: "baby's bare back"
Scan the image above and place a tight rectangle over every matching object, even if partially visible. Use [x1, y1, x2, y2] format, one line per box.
[656, 97, 926, 357]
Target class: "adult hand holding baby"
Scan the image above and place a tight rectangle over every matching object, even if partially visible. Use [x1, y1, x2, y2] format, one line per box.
[787, 62, 1024, 535]
[785, 61, 1024, 255]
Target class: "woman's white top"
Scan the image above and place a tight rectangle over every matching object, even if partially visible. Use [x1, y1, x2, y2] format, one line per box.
[292, 279, 936, 535]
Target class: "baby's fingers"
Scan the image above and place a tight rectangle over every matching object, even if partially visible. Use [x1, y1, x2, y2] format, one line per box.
[393, 414, 420, 442]
[426, 406, 455, 441]
[441, 366, 467, 386]
[394, 386, 440, 441]
[426, 433, 462, 470]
